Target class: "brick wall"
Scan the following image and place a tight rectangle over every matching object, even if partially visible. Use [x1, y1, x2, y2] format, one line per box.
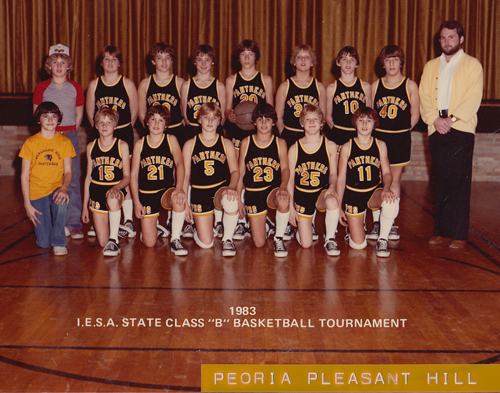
[1, 126, 499, 181]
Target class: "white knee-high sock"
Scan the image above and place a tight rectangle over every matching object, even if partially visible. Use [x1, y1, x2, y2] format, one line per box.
[379, 199, 400, 240]
[372, 209, 381, 223]
[275, 210, 290, 238]
[214, 208, 223, 225]
[109, 210, 121, 241]
[122, 199, 133, 222]
[325, 208, 339, 241]
[171, 210, 186, 240]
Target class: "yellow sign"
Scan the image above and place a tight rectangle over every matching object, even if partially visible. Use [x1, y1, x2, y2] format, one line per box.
[202, 364, 499, 392]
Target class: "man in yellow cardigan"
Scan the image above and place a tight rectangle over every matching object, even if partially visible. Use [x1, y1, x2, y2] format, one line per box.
[419, 20, 483, 249]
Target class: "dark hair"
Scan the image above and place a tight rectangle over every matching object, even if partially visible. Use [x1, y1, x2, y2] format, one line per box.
[236, 40, 261, 61]
[149, 42, 175, 64]
[94, 106, 119, 127]
[144, 105, 171, 129]
[44, 54, 74, 75]
[377, 45, 405, 72]
[336, 46, 360, 65]
[191, 44, 216, 64]
[252, 103, 277, 123]
[439, 20, 465, 38]
[34, 101, 63, 124]
[100, 45, 123, 65]
[299, 104, 325, 126]
[351, 107, 380, 129]
[197, 102, 222, 123]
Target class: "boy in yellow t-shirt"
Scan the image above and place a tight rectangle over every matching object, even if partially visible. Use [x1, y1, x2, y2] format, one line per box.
[19, 102, 76, 255]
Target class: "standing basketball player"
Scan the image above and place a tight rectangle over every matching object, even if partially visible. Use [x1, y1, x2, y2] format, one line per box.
[225, 40, 273, 152]
[138, 42, 186, 146]
[369, 45, 419, 241]
[86, 45, 138, 238]
[181, 45, 226, 140]
[326, 46, 372, 147]
[275, 44, 327, 149]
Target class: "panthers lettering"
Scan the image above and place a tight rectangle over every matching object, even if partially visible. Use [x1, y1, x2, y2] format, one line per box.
[283, 77, 321, 132]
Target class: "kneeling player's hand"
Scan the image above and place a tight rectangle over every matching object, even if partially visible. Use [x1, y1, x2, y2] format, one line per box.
[339, 210, 348, 227]
[171, 189, 186, 207]
[222, 187, 238, 201]
[106, 186, 121, 199]
[276, 187, 291, 204]
[135, 202, 145, 220]
[289, 208, 299, 227]
[81, 207, 90, 224]
[381, 189, 397, 204]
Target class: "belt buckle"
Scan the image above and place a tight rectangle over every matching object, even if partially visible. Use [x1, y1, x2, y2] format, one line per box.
[439, 109, 448, 118]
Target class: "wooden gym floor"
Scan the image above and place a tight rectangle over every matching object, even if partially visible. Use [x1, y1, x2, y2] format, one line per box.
[0, 176, 499, 392]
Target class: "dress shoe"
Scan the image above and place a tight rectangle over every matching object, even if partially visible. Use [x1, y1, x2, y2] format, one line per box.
[449, 240, 466, 249]
[428, 236, 451, 245]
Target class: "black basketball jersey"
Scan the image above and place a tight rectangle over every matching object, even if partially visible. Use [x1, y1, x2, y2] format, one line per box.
[294, 136, 330, 193]
[284, 77, 321, 132]
[373, 77, 412, 133]
[243, 135, 281, 191]
[185, 78, 221, 127]
[138, 134, 175, 192]
[94, 76, 131, 128]
[345, 137, 382, 192]
[232, 72, 267, 107]
[332, 78, 367, 131]
[145, 75, 183, 128]
[190, 134, 230, 188]
[90, 138, 124, 186]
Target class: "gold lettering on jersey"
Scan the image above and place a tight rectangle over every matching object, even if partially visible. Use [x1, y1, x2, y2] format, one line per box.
[147, 93, 178, 107]
[187, 96, 220, 109]
[140, 156, 174, 168]
[286, 95, 319, 108]
[233, 85, 266, 100]
[347, 155, 380, 169]
[246, 157, 280, 172]
[294, 161, 328, 175]
[92, 156, 123, 169]
[376, 96, 407, 110]
[192, 151, 226, 164]
[96, 97, 127, 110]
[334, 91, 366, 104]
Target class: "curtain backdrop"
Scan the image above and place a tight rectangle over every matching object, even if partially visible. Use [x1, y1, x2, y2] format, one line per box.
[1, 0, 498, 100]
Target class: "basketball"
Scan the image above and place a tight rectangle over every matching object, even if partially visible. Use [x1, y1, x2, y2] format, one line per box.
[234, 101, 257, 131]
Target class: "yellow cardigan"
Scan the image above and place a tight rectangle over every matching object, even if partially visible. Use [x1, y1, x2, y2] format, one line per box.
[419, 52, 483, 136]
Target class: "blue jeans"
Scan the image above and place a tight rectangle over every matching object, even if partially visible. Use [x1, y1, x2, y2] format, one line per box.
[64, 130, 82, 231]
[31, 189, 68, 248]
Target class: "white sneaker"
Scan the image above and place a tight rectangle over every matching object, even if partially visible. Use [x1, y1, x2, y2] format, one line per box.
[214, 222, 223, 238]
[376, 238, 390, 257]
[87, 226, 96, 237]
[222, 239, 236, 257]
[103, 239, 120, 256]
[64, 226, 71, 237]
[312, 224, 319, 241]
[119, 220, 136, 238]
[388, 225, 400, 240]
[53, 246, 68, 256]
[366, 222, 380, 240]
[233, 223, 247, 240]
[283, 223, 294, 241]
[170, 238, 188, 256]
[157, 223, 170, 238]
[324, 239, 340, 256]
[273, 237, 288, 258]
[182, 222, 195, 238]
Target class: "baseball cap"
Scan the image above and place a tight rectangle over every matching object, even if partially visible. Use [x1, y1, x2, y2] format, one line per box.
[49, 44, 70, 56]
